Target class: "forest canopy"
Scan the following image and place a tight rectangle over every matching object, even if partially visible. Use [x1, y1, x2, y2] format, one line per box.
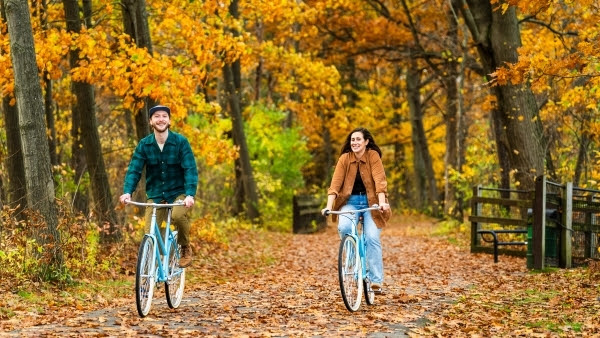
[1, 0, 600, 229]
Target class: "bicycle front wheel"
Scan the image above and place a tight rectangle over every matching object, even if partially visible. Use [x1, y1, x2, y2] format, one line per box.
[135, 236, 157, 317]
[165, 233, 185, 309]
[338, 235, 363, 312]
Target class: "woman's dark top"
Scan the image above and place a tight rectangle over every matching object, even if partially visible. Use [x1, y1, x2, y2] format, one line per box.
[351, 168, 366, 195]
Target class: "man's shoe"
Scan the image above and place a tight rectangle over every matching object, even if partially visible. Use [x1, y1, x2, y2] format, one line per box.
[179, 246, 193, 268]
[371, 282, 383, 294]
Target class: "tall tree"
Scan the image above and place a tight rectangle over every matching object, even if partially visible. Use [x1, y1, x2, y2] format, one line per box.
[442, 0, 466, 219]
[121, 0, 157, 206]
[223, 0, 259, 221]
[1, 97, 26, 217]
[406, 58, 439, 215]
[121, 0, 154, 140]
[0, 0, 26, 217]
[63, 0, 118, 240]
[460, 0, 544, 191]
[4, 0, 63, 266]
[31, 0, 59, 167]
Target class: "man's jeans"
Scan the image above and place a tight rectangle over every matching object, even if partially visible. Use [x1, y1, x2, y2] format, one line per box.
[337, 194, 383, 284]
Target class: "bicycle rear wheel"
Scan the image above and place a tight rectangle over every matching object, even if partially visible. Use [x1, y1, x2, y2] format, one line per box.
[135, 236, 156, 317]
[166, 232, 185, 308]
[338, 234, 362, 312]
[363, 278, 375, 305]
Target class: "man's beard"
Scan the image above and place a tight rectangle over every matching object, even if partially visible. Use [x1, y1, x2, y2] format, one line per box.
[151, 122, 170, 132]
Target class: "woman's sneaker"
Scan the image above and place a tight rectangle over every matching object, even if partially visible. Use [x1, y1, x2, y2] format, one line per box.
[371, 282, 383, 294]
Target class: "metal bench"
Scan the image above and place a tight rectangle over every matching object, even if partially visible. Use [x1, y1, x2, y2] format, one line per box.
[477, 229, 528, 263]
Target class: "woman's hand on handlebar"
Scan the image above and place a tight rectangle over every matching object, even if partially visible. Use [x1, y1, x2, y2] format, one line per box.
[378, 203, 390, 212]
[321, 208, 331, 216]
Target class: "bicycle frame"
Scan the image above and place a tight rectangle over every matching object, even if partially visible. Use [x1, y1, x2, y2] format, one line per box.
[128, 200, 184, 282]
[338, 209, 375, 284]
[330, 207, 379, 271]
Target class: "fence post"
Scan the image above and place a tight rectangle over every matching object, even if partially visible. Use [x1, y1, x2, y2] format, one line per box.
[560, 182, 572, 268]
[471, 185, 482, 250]
[585, 195, 596, 258]
[533, 175, 546, 269]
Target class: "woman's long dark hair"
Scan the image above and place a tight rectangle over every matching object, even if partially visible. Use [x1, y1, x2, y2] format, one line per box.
[340, 127, 382, 157]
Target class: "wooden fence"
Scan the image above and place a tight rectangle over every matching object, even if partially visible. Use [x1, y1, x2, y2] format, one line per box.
[470, 176, 600, 269]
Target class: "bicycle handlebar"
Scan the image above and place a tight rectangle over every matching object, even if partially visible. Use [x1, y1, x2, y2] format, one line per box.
[126, 200, 185, 208]
[324, 205, 380, 216]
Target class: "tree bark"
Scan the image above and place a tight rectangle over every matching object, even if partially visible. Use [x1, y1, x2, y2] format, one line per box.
[1, 0, 26, 219]
[121, 0, 153, 141]
[223, 63, 260, 221]
[573, 121, 590, 187]
[442, 2, 465, 219]
[390, 65, 408, 208]
[406, 58, 439, 216]
[63, 0, 119, 240]
[461, 0, 544, 191]
[121, 0, 158, 205]
[222, 0, 260, 221]
[5, 0, 63, 266]
[2, 96, 26, 217]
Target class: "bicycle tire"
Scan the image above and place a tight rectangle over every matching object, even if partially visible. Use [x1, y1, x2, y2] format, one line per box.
[135, 236, 156, 317]
[338, 234, 362, 312]
[363, 278, 375, 305]
[165, 232, 185, 308]
[362, 242, 375, 305]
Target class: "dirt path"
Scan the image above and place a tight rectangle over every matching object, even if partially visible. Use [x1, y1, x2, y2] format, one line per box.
[5, 215, 527, 337]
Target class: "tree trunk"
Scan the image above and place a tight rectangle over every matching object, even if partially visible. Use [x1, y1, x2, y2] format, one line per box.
[5, 0, 63, 267]
[2, 96, 26, 217]
[573, 124, 590, 187]
[63, 0, 119, 240]
[406, 64, 426, 210]
[442, 71, 463, 218]
[34, 0, 58, 168]
[390, 66, 407, 208]
[68, 0, 89, 215]
[442, 4, 464, 219]
[223, 63, 260, 221]
[406, 58, 439, 216]
[222, 0, 260, 221]
[44, 78, 58, 166]
[1, 0, 26, 218]
[461, 0, 544, 191]
[121, 0, 156, 204]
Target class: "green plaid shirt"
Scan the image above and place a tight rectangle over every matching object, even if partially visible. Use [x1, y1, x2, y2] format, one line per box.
[123, 131, 198, 203]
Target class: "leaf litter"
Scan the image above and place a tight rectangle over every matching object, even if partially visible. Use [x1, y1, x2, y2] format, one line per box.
[1, 214, 599, 336]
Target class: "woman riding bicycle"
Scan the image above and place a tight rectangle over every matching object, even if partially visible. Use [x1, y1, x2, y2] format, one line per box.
[321, 127, 391, 293]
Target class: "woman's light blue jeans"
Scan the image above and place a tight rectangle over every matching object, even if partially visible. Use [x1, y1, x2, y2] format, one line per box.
[337, 194, 383, 284]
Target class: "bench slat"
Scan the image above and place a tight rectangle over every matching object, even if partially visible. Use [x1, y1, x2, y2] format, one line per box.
[469, 216, 528, 227]
[471, 196, 532, 208]
[478, 229, 527, 234]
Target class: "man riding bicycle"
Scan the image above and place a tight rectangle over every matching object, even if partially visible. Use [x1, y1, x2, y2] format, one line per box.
[119, 105, 198, 267]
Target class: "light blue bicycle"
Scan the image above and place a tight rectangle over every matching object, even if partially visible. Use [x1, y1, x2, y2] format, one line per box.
[127, 200, 186, 317]
[325, 205, 380, 312]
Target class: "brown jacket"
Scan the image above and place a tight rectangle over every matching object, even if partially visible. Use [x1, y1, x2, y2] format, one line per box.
[327, 149, 391, 228]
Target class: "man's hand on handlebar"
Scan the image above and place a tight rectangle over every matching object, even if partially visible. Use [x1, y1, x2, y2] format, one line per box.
[119, 193, 131, 205]
[183, 195, 195, 208]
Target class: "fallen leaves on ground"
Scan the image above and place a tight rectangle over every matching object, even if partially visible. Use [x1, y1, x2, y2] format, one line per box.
[1, 214, 599, 336]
